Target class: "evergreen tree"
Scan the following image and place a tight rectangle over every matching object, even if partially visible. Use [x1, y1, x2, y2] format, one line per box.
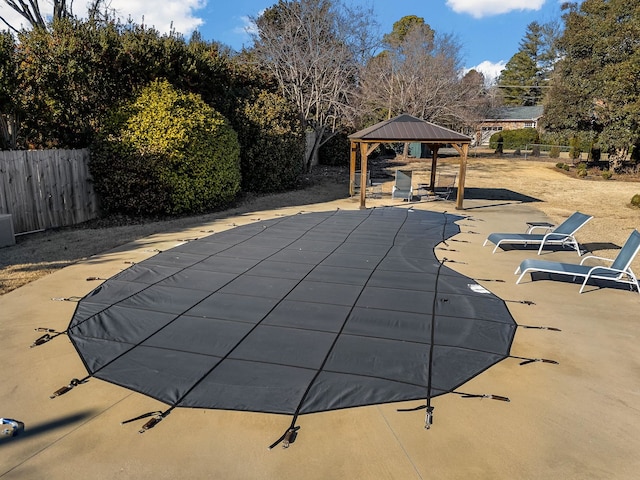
[382, 15, 434, 48]
[498, 51, 539, 105]
[497, 21, 560, 106]
[543, 0, 640, 159]
[0, 30, 18, 148]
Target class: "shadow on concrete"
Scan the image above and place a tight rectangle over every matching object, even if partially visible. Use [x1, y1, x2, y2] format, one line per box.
[0, 411, 96, 448]
[493, 244, 582, 255]
[582, 242, 621, 253]
[495, 241, 621, 256]
[526, 272, 638, 294]
[460, 188, 542, 203]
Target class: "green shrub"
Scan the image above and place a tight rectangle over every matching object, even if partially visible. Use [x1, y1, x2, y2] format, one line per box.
[531, 144, 541, 157]
[555, 162, 565, 169]
[631, 194, 640, 208]
[236, 91, 304, 193]
[90, 79, 240, 215]
[602, 171, 612, 180]
[493, 133, 504, 154]
[577, 162, 590, 178]
[549, 145, 561, 158]
[569, 137, 582, 160]
[563, 164, 570, 171]
[540, 132, 615, 163]
[489, 128, 539, 150]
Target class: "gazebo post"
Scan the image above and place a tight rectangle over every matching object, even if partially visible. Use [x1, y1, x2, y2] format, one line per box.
[455, 143, 469, 210]
[429, 144, 440, 191]
[359, 142, 368, 209]
[349, 141, 357, 196]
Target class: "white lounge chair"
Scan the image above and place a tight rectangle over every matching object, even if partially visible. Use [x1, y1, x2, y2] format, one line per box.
[392, 169, 413, 201]
[483, 211, 592, 255]
[515, 229, 640, 294]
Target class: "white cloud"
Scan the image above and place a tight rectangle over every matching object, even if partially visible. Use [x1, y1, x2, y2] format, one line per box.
[0, 1, 206, 36]
[96, 0, 205, 35]
[446, 0, 546, 19]
[233, 15, 257, 36]
[465, 60, 507, 84]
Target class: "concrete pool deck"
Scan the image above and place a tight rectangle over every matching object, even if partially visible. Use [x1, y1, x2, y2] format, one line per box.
[1, 194, 639, 479]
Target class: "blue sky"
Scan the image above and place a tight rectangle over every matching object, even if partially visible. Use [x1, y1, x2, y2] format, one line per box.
[1, 0, 568, 81]
[202, 0, 567, 80]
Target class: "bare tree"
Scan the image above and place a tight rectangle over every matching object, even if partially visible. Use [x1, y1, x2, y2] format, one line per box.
[0, 0, 74, 32]
[359, 18, 486, 130]
[250, 0, 377, 172]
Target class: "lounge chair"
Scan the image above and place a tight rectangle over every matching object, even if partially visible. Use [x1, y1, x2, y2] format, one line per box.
[417, 173, 456, 201]
[483, 211, 593, 255]
[392, 169, 413, 201]
[352, 170, 382, 198]
[434, 173, 456, 200]
[515, 229, 640, 294]
[352, 170, 371, 195]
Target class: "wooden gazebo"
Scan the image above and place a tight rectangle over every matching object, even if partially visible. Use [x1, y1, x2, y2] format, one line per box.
[348, 114, 472, 210]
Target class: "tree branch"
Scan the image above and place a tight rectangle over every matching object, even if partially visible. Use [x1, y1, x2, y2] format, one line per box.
[1, 0, 74, 30]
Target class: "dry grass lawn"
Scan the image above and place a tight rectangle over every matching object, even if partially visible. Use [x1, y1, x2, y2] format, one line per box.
[1, 153, 639, 296]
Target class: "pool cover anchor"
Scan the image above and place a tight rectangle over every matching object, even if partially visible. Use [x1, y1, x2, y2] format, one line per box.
[269, 425, 300, 450]
[458, 393, 510, 402]
[122, 408, 174, 434]
[516, 357, 559, 366]
[50, 376, 89, 399]
[398, 390, 512, 425]
[520, 324, 562, 332]
[30, 328, 67, 348]
[425, 406, 434, 429]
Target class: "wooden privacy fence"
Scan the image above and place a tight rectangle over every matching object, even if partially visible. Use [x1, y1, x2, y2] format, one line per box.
[0, 149, 99, 234]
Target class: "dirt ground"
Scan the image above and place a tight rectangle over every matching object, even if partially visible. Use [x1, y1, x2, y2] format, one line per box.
[1, 152, 639, 296]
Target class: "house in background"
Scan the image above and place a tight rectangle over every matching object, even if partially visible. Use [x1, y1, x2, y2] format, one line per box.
[475, 106, 544, 145]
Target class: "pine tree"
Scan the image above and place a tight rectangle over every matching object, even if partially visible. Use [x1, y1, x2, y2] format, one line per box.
[497, 21, 559, 106]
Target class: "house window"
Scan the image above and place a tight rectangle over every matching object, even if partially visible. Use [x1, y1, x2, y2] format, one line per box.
[524, 121, 536, 128]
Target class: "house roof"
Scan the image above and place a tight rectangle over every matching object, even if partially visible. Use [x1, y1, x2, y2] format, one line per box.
[485, 106, 544, 121]
[348, 114, 471, 143]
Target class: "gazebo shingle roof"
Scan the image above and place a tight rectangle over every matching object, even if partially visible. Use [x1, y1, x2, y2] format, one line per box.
[349, 114, 471, 143]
